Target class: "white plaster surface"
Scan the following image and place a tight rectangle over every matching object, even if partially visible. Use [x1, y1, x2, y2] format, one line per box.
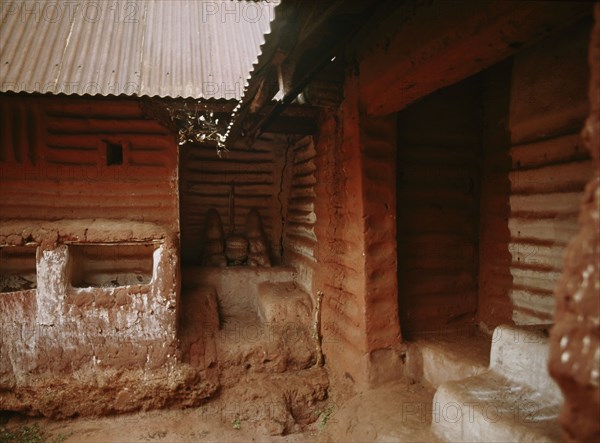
[431, 324, 563, 442]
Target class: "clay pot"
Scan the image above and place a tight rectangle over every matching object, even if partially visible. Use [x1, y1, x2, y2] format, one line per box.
[225, 234, 249, 264]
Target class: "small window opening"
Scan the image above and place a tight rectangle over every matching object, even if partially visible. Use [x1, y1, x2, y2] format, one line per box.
[106, 141, 123, 166]
[0, 246, 37, 293]
[69, 243, 156, 288]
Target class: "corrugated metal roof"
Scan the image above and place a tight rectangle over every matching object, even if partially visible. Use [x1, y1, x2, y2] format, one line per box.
[223, 0, 284, 139]
[0, 0, 275, 100]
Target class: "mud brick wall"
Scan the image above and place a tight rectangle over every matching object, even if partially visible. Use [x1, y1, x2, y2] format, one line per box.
[313, 76, 402, 390]
[359, 113, 402, 382]
[0, 94, 192, 417]
[0, 222, 178, 373]
[283, 135, 317, 294]
[0, 220, 185, 417]
[479, 20, 593, 328]
[549, 5, 600, 442]
[0, 94, 181, 378]
[0, 94, 178, 233]
[179, 133, 288, 265]
[314, 95, 369, 387]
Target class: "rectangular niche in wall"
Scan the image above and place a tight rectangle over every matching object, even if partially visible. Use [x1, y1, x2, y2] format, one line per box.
[69, 243, 157, 288]
[0, 246, 38, 293]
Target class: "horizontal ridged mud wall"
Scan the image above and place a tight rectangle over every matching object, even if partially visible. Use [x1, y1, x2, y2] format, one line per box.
[313, 84, 371, 387]
[313, 78, 403, 389]
[507, 21, 592, 325]
[479, 20, 592, 328]
[360, 114, 402, 356]
[178, 134, 288, 265]
[0, 94, 178, 235]
[283, 135, 317, 294]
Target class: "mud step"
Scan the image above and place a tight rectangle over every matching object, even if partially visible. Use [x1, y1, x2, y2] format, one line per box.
[256, 281, 312, 327]
[408, 331, 491, 388]
[218, 368, 329, 436]
[431, 324, 562, 443]
[215, 314, 317, 381]
[183, 266, 297, 318]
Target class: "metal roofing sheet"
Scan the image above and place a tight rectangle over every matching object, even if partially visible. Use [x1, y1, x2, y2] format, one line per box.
[0, 0, 275, 100]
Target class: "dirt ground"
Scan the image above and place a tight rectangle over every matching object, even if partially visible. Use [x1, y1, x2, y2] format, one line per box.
[3, 407, 320, 443]
[2, 380, 437, 443]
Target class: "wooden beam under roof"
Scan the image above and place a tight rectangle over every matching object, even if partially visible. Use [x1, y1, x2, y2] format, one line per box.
[356, 0, 593, 116]
[225, 0, 374, 147]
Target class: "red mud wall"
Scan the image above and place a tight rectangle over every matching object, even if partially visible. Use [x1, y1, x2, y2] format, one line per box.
[478, 20, 593, 328]
[179, 134, 288, 264]
[283, 136, 317, 294]
[313, 77, 402, 390]
[0, 225, 184, 417]
[314, 98, 369, 387]
[396, 77, 481, 336]
[0, 94, 178, 233]
[549, 5, 600, 442]
[360, 112, 403, 385]
[0, 94, 189, 417]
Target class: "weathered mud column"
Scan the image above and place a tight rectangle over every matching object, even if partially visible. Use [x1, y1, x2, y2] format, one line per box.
[313, 75, 402, 391]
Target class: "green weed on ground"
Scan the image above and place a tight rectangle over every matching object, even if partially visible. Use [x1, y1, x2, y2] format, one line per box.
[0, 424, 69, 443]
